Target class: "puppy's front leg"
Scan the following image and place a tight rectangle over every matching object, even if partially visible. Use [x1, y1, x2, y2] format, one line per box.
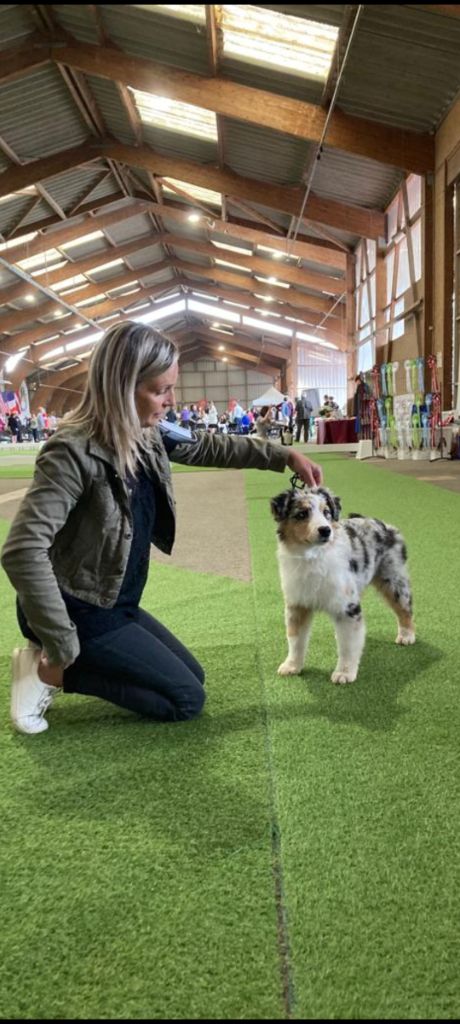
[278, 605, 313, 676]
[331, 611, 366, 684]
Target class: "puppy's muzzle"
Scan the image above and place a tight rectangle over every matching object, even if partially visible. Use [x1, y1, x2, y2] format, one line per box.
[317, 526, 331, 543]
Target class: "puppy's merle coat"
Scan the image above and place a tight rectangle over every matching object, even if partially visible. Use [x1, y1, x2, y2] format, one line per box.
[271, 486, 415, 684]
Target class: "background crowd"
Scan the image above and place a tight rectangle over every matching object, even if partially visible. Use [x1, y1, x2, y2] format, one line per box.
[0, 394, 343, 446]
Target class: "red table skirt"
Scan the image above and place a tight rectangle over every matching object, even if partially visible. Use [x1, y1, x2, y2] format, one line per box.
[316, 418, 357, 443]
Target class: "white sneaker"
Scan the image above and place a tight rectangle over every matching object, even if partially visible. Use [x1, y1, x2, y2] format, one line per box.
[11, 647, 62, 735]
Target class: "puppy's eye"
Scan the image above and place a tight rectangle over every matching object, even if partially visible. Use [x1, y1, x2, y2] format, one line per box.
[323, 507, 332, 519]
[295, 509, 310, 520]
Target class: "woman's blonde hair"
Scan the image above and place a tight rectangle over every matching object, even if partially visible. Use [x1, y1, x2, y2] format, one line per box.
[60, 321, 178, 476]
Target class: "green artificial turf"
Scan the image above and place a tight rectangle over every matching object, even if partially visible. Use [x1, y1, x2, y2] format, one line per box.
[1, 454, 459, 1019]
[0, 466, 36, 479]
[0, 520, 284, 1020]
[246, 454, 460, 1019]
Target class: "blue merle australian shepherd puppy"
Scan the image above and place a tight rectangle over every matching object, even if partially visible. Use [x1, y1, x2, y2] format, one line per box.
[270, 485, 415, 684]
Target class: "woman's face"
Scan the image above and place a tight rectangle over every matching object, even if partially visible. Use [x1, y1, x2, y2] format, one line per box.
[135, 361, 179, 427]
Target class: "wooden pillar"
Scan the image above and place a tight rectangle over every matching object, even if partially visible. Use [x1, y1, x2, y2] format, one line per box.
[422, 173, 435, 394]
[346, 254, 356, 414]
[375, 242, 387, 356]
[442, 179, 454, 406]
[288, 337, 299, 399]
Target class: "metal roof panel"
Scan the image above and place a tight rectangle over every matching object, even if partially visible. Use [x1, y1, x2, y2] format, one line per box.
[223, 119, 311, 186]
[96, 4, 210, 74]
[0, 66, 89, 161]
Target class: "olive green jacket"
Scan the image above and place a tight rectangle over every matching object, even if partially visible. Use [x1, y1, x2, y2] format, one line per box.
[1, 427, 290, 667]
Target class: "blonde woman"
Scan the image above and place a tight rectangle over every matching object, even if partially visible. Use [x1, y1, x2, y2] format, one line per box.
[2, 322, 322, 735]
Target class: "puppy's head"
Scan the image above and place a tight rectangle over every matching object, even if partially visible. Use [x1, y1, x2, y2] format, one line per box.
[270, 486, 341, 547]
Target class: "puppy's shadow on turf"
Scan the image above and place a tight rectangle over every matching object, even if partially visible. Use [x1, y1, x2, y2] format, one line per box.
[287, 636, 442, 732]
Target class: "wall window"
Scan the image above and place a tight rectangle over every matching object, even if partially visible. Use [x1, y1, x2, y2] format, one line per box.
[297, 343, 347, 413]
[383, 173, 422, 342]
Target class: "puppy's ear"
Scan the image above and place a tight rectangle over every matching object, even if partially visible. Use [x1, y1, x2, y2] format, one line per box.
[270, 491, 293, 522]
[318, 487, 341, 521]
[332, 495, 342, 521]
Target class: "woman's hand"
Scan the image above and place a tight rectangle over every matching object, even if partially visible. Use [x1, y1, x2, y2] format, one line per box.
[38, 654, 64, 688]
[286, 449, 323, 487]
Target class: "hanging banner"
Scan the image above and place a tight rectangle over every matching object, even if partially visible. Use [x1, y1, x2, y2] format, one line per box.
[18, 379, 30, 421]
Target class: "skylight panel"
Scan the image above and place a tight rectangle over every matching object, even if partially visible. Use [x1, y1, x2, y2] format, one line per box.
[136, 299, 186, 324]
[33, 261, 68, 277]
[187, 299, 239, 323]
[74, 293, 106, 307]
[50, 275, 87, 292]
[90, 258, 125, 274]
[131, 89, 217, 142]
[1, 233, 38, 257]
[242, 315, 292, 337]
[136, 4, 205, 24]
[254, 275, 290, 289]
[215, 258, 251, 274]
[18, 248, 62, 271]
[162, 178, 221, 208]
[0, 186, 37, 207]
[211, 240, 252, 257]
[296, 331, 338, 349]
[66, 335, 100, 352]
[60, 231, 105, 251]
[220, 5, 338, 81]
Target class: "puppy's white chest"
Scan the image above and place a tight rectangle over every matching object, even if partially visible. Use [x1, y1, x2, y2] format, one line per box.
[277, 542, 350, 614]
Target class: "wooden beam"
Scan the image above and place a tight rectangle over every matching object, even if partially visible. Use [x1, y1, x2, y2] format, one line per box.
[0, 259, 171, 334]
[3, 192, 345, 269]
[52, 41, 434, 173]
[180, 278, 346, 338]
[0, 142, 386, 238]
[106, 143, 387, 239]
[197, 326, 289, 362]
[171, 260, 341, 316]
[0, 40, 50, 85]
[0, 231, 165, 305]
[410, 5, 460, 17]
[143, 200, 347, 267]
[0, 143, 102, 197]
[162, 233, 344, 293]
[0, 199, 152, 264]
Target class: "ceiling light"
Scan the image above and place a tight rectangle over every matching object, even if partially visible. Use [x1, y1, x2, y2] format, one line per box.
[218, 345, 225, 351]
[24, 294, 35, 303]
[188, 212, 201, 223]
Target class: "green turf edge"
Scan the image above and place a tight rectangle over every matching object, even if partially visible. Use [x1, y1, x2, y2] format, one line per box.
[245, 459, 460, 1020]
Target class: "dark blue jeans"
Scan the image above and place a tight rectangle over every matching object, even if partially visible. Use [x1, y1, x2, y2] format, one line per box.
[18, 608, 206, 722]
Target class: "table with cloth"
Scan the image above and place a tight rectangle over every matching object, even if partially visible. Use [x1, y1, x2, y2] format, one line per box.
[316, 417, 358, 444]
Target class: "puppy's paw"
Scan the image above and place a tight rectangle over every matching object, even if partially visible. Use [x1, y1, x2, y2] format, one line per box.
[331, 669, 357, 684]
[277, 660, 302, 676]
[396, 630, 416, 646]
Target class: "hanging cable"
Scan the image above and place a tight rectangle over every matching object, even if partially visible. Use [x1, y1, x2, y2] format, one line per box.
[287, 5, 364, 253]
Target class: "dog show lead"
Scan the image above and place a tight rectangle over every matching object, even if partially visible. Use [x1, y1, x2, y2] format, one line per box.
[1, 321, 322, 735]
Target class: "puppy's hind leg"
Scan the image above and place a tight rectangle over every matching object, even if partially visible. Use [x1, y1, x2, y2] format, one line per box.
[331, 609, 366, 684]
[374, 576, 415, 645]
[278, 605, 313, 676]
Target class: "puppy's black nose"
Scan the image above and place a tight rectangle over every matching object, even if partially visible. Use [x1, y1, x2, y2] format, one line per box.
[318, 526, 331, 540]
